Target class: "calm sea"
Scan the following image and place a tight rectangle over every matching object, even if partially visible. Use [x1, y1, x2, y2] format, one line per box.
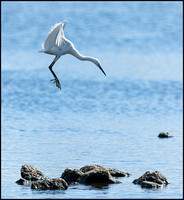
[1, 1, 183, 199]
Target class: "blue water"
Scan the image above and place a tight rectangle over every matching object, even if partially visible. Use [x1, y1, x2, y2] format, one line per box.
[1, 1, 183, 199]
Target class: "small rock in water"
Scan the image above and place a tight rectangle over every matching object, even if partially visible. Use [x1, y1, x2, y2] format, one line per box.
[15, 178, 31, 186]
[133, 171, 169, 189]
[158, 132, 173, 138]
[78, 169, 119, 184]
[141, 181, 163, 189]
[31, 178, 68, 190]
[61, 168, 84, 183]
[21, 164, 46, 181]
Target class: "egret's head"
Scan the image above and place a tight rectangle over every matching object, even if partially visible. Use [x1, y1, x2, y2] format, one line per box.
[93, 58, 100, 67]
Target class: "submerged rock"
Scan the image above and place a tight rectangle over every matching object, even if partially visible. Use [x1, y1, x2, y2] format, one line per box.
[16, 178, 31, 186]
[21, 164, 46, 181]
[31, 178, 68, 190]
[158, 132, 173, 138]
[133, 171, 169, 189]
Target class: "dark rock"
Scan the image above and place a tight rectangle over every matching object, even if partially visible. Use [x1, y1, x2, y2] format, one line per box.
[107, 168, 130, 177]
[80, 164, 106, 173]
[31, 178, 68, 190]
[61, 168, 84, 183]
[61, 165, 123, 185]
[21, 164, 46, 181]
[141, 181, 162, 189]
[80, 164, 130, 177]
[78, 169, 119, 184]
[158, 132, 173, 138]
[16, 178, 31, 186]
[133, 171, 169, 189]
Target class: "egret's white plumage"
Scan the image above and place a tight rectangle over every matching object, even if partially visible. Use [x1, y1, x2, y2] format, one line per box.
[40, 20, 106, 89]
[42, 21, 67, 51]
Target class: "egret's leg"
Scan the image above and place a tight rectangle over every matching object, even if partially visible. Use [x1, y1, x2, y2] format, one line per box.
[48, 56, 61, 89]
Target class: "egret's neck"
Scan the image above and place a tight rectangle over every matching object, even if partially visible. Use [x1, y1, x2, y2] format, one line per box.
[70, 48, 96, 63]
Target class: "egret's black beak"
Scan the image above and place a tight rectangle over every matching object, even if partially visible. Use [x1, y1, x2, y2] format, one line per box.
[97, 63, 107, 76]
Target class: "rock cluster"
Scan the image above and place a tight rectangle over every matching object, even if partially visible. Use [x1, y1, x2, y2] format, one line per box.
[16, 164, 47, 187]
[61, 164, 130, 185]
[16, 164, 129, 190]
[133, 171, 169, 188]
[16, 164, 68, 190]
[61, 164, 129, 185]
[16, 164, 169, 191]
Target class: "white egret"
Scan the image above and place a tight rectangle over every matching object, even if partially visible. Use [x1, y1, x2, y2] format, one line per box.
[39, 20, 106, 89]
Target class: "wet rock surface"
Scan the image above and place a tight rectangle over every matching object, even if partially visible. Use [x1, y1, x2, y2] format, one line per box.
[80, 165, 130, 177]
[16, 178, 31, 186]
[107, 167, 130, 177]
[80, 164, 107, 173]
[31, 178, 68, 190]
[61, 168, 84, 183]
[21, 164, 46, 181]
[78, 169, 119, 184]
[158, 132, 173, 138]
[133, 171, 169, 188]
[61, 164, 129, 185]
[140, 181, 163, 189]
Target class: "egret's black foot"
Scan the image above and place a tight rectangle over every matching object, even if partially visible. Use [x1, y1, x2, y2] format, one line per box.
[50, 78, 61, 89]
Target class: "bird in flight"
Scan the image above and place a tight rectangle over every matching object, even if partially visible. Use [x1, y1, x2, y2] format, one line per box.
[39, 20, 106, 89]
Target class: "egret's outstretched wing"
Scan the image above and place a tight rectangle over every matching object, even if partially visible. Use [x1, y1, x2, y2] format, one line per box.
[42, 20, 68, 51]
